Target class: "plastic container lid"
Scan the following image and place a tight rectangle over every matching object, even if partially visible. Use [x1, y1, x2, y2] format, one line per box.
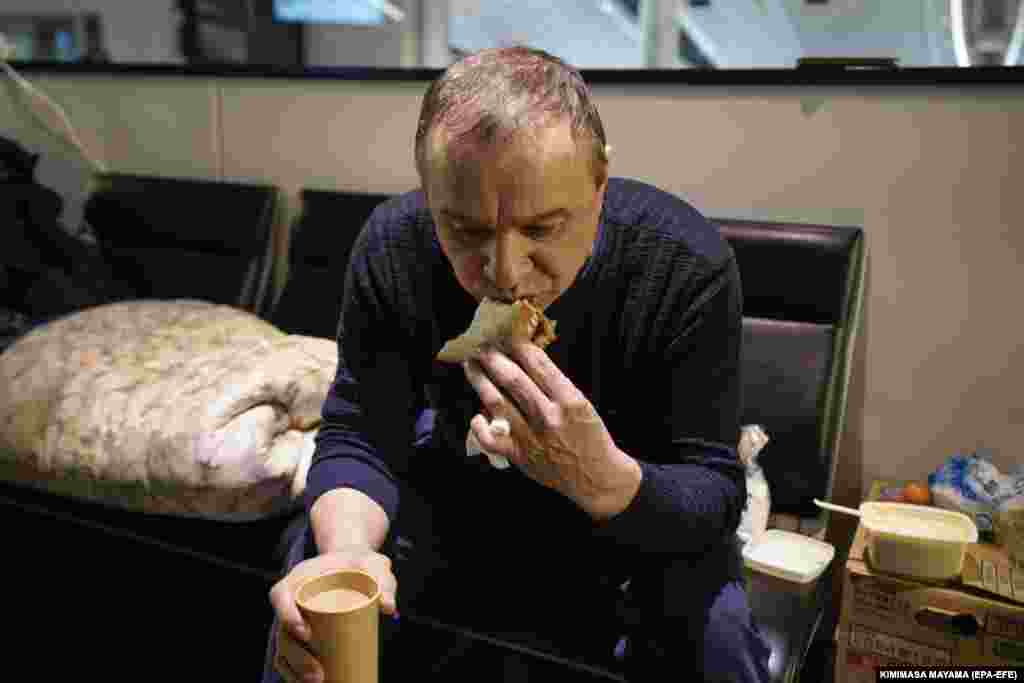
[742, 529, 836, 584]
[860, 502, 978, 544]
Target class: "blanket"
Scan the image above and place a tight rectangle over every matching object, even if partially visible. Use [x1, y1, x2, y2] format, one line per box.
[0, 299, 337, 521]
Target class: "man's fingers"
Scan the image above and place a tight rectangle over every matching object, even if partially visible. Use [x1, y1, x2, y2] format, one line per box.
[276, 625, 323, 683]
[380, 589, 398, 615]
[470, 413, 502, 453]
[359, 555, 399, 616]
[507, 341, 581, 403]
[469, 349, 556, 429]
[269, 581, 311, 643]
[463, 359, 508, 419]
[470, 412, 525, 467]
[275, 654, 302, 683]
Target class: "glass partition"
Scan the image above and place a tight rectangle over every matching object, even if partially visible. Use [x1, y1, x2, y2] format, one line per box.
[1, 0, 1022, 72]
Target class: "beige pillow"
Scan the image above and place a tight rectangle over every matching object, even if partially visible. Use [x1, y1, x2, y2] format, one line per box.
[0, 299, 336, 521]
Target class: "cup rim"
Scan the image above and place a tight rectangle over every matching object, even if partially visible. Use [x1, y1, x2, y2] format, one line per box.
[295, 569, 382, 614]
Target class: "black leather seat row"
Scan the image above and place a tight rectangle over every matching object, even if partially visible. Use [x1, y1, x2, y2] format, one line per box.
[1, 176, 864, 682]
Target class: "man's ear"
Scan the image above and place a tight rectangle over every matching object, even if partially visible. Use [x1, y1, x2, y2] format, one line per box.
[593, 163, 609, 202]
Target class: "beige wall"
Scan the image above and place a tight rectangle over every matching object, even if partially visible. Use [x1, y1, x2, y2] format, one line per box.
[3, 74, 1022, 546]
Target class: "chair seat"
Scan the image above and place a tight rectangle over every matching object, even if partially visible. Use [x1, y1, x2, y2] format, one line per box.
[0, 479, 299, 578]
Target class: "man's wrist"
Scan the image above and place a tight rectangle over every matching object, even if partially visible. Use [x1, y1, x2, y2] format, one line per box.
[577, 449, 643, 522]
[310, 487, 390, 554]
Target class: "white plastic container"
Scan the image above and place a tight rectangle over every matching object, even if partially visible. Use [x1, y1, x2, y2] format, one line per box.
[816, 499, 979, 581]
[742, 529, 835, 584]
[862, 502, 978, 580]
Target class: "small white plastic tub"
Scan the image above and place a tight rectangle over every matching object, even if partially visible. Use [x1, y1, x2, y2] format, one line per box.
[742, 529, 836, 584]
[816, 499, 979, 581]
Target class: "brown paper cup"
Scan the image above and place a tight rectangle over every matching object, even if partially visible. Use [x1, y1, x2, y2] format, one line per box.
[296, 570, 381, 683]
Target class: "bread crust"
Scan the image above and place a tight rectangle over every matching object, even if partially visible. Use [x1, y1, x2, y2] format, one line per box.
[436, 298, 557, 363]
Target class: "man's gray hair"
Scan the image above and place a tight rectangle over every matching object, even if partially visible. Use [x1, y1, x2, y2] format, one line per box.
[415, 46, 608, 180]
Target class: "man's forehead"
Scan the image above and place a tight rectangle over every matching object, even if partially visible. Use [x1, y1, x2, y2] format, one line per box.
[423, 121, 599, 225]
[427, 121, 582, 175]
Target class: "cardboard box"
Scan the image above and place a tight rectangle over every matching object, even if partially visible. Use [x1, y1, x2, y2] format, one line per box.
[835, 623, 954, 683]
[834, 482, 1024, 683]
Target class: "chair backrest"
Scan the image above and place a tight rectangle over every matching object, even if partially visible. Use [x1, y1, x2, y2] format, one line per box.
[268, 189, 392, 338]
[715, 218, 866, 523]
[83, 173, 279, 312]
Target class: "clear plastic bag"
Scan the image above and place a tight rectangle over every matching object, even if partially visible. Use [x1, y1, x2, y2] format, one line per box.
[929, 449, 1024, 538]
[737, 425, 771, 548]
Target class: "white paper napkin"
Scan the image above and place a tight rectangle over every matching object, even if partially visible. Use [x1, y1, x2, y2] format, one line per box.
[466, 417, 511, 469]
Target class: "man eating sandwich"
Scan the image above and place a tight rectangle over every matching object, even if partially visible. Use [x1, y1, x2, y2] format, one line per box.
[266, 47, 769, 683]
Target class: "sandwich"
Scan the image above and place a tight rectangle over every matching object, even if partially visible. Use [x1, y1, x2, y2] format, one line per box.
[436, 298, 557, 363]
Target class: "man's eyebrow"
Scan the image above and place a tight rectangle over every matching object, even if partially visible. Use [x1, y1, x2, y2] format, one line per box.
[525, 209, 570, 223]
[440, 208, 570, 225]
[439, 210, 483, 225]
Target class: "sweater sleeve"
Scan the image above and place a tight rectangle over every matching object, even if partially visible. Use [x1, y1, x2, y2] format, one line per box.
[595, 256, 746, 556]
[302, 212, 419, 524]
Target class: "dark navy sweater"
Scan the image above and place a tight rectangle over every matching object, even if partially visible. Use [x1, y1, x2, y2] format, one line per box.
[305, 177, 747, 610]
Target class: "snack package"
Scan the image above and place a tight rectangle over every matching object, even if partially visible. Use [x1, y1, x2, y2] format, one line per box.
[994, 501, 1024, 568]
[737, 425, 771, 548]
[928, 450, 1024, 539]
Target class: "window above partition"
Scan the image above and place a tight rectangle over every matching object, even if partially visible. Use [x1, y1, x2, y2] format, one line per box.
[1, 1, 1021, 73]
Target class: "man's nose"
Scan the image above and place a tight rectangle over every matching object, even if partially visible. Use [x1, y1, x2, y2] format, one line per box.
[486, 231, 531, 293]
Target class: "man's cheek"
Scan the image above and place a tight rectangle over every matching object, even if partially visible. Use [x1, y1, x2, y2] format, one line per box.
[453, 253, 487, 291]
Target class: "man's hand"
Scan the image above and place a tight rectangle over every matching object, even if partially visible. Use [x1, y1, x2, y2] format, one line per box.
[463, 341, 642, 520]
[269, 546, 396, 683]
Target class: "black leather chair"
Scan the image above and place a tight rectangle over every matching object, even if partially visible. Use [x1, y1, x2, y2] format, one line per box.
[716, 217, 866, 683]
[83, 172, 280, 312]
[267, 188, 393, 337]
